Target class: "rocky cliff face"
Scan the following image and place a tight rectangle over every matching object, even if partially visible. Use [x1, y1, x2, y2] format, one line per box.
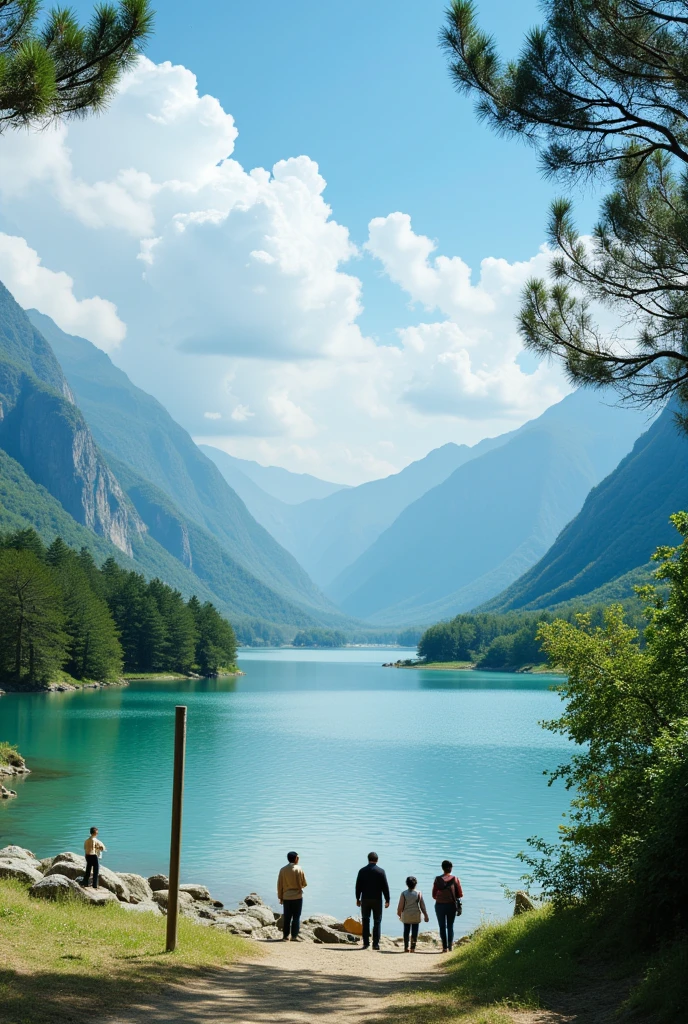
[0, 371, 144, 555]
[0, 283, 145, 556]
[126, 481, 193, 567]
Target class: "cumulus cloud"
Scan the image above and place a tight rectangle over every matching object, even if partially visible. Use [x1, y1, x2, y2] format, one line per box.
[0, 234, 125, 349]
[0, 55, 571, 483]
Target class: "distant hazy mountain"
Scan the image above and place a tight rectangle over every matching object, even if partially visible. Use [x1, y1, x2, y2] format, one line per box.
[29, 310, 341, 619]
[200, 445, 347, 504]
[328, 390, 651, 625]
[261, 437, 514, 588]
[486, 404, 688, 611]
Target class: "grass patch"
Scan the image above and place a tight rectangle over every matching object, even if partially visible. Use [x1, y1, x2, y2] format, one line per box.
[412, 661, 475, 671]
[0, 879, 254, 1024]
[627, 937, 688, 1022]
[383, 906, 618, 1024]
[122, 672, 191, 681]
[385, 905, 687, 1023]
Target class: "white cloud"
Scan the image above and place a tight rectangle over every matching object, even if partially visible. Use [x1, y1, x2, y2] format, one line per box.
[0, 56, 572, 484]
[0, 233, 125, 349]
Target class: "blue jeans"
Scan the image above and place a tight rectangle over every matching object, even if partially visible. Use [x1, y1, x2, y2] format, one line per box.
[282, 898, 303, 939]
[361, 898, 383, 947]
[435, 902, 457, 949]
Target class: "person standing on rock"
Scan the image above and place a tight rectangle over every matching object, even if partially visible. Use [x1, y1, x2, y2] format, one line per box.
[355, 852, 390, 950]
[432, 859, 463, 952]
[82, 826, 106, 889]
[277, 851, 307, 941]
[397, 876, 429, 952]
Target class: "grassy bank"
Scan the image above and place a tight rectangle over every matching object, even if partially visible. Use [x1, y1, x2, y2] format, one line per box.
[384, 906, 685, 1024]
[0, 879, 254, 1024]
[123, 667, 242, 681]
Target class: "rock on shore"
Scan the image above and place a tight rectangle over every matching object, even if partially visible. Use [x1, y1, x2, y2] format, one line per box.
[0, 846, 446, 948]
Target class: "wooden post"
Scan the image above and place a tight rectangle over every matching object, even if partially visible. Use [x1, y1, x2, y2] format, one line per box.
[166, 705, 187, 952]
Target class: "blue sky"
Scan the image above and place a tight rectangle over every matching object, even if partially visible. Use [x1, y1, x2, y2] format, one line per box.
[0, 1, 605, 482]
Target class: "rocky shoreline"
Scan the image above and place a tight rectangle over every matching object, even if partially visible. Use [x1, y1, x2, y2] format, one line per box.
[0, 845, 449, 949]
[0, 755, 30, 799]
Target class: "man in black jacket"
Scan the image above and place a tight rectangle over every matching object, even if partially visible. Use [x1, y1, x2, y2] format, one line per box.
[355, 851, 390, 950]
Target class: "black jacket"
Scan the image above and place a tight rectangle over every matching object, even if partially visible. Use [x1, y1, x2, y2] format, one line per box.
[355, 863, 390, 902]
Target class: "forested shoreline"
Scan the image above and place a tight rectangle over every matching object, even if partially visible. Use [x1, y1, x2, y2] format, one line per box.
[0, 529, 238, 690]
[416, 602, 646, 670]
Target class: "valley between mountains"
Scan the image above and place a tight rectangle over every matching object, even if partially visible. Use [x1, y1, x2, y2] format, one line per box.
[0, 279, 684, 654]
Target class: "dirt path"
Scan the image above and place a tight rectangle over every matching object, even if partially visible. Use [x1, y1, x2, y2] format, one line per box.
[109, 939, 444, 1024]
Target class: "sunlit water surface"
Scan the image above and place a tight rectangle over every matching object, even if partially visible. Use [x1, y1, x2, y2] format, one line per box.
[0, 649, 570, 933]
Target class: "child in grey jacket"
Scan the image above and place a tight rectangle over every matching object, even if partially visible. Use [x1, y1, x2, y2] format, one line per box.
[396, 876, 429, 951]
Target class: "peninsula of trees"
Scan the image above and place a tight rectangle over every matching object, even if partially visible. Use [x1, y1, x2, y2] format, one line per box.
[0, 529, 237, 689]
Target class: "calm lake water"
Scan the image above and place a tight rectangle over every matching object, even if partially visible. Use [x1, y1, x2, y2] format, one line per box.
[0, 649, 571, 934]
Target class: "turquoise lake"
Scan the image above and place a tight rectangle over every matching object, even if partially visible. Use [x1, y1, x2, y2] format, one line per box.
[0, 649, 571, 934]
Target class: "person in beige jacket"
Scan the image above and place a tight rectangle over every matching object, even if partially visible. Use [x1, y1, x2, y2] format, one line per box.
[82, 826, 106, 888]
[277, 851, 307, 940]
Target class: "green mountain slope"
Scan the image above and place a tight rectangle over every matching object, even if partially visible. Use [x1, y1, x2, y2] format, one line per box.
[29, 310, 338, 615]
[486, 404, 688, 611]
[328, 390, 650, 625]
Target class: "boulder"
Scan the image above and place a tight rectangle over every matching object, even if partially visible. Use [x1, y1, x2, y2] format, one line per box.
[0, 859, 43, 885]
[215, 914, 260, 936]
[179, 883, 211, 902]
[29, 874, 86, 901]
[1, 786, 17, 798]
[151, 889, 195, 910]
[312, 925, 358, 945]
[0, 845, 35, 861]
[243, 892, 264, 906]
[45, 861, 131, 902]
[255, 925, 282, 940]
[303, 914, 339, 928]
[193, 905, 218, 921]
[51, 852, 86, 867]
[117, 872, 153, 904]
[37, 858, 53, 874]
[81, 888, 120, 907]
[245, 904, 276, 927]
[148, 873, 169, 892]
[343, 916, 363, 936]
[513, 891, 536, 916]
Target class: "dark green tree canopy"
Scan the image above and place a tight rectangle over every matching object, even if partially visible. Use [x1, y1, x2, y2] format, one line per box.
[0, 0, 153, 131]
[442, 1, 688, 414]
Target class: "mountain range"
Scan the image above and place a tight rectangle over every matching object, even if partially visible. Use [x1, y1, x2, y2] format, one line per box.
[485, 403, 688, 611]
[321, 390, 651, 624]
[1, 278, 678, 641]
[203, 435, 514, 589]
[0, 286, 360, 637]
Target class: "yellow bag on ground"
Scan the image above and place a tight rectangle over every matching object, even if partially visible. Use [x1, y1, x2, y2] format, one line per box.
[343, 916, 363, 936]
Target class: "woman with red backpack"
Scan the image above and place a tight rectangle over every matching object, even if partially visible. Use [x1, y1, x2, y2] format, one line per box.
[432, 859, 463, 952]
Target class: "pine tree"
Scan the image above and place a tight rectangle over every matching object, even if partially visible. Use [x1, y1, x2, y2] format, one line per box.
[0, 1, 153, 132]
[148, 579, 197, 673]
[442, 1, 688, 416]
[0, 548, 67, 685]
[190, 599, 238, 676]
[47, 539, 122, 680]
